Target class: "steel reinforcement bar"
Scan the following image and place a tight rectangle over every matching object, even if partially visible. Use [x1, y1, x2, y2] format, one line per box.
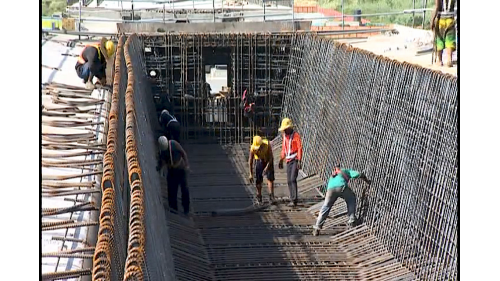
[281, 33, 457, 280]
[92, 35, 128, 281]
[123, 33, 177, 281]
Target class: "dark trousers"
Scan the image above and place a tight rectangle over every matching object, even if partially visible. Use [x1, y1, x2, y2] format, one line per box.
[167, 168, 190, 214]
[76, 63, 104, 83]
[314, 186, 357, 229]
[286, 159, 299, 204]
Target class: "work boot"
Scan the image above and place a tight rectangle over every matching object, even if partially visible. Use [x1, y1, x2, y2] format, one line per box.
[269, 194, 276, 204]
[256, 195, 263, 205]
[287, 201, 297, 208]
[312, 227, 320, 236]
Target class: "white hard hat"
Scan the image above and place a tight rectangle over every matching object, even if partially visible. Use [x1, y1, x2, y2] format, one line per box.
[158, 136, 169, 151]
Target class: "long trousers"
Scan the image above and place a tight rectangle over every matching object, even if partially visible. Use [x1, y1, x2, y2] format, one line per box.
[286, 159, 299, 204]
[167, 168, 190, 214]
[314, 186, 357, 229]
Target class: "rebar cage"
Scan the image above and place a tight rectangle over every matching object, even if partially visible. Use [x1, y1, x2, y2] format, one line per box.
[281, 34, 458, 280]
[94, 31, 457, 281]
[140, 33, 293, 144]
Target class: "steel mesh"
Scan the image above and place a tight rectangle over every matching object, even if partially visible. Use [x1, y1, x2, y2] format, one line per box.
[281, 33, 457, 280]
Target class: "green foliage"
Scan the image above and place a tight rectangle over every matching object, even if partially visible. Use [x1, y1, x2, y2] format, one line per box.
[42, 0, 67, 17]
[318, 0, 436, 28]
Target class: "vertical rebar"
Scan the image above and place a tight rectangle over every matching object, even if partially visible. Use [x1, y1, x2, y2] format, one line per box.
[78, 0, 82, 40]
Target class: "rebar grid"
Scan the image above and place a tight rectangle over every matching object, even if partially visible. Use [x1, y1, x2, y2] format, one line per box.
[281, 33, 457, 280]
[139, 33, 292, 144]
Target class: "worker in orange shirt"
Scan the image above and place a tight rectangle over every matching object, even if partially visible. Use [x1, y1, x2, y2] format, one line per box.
[278, 118, 303, 207]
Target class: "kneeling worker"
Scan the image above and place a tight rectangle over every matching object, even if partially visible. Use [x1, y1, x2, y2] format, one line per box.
[75, 38, 115, 90]
[157, 136, 191, 215]
[312, 164, 371, 236]
[248, 135, 275, 204]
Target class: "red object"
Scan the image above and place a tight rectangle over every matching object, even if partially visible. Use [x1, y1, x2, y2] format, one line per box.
[281, 132, 303, 163]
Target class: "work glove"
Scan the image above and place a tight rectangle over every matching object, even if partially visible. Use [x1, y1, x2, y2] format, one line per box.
[85, 81, 95, 90]
[248, 175, 254, 183]
[297, 161, 302, 170]
[278, 159, 284, 170]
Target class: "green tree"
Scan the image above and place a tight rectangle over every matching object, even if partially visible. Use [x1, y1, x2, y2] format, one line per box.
[42, 0, 67, 17]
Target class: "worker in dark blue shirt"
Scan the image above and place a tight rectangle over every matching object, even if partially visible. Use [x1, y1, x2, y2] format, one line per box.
[312, 164, 371, 236]
[159, 109, 181, 143]
[156, 136, 191, 215]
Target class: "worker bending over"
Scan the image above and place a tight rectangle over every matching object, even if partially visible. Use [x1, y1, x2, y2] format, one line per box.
[159, 109, 181, 143]
[312, 164, 371, 236]
[278, 118, 303, 207]
[157, 136, 191, 215]
[248, 135, 276, 204]
[75, 38, 115, 90]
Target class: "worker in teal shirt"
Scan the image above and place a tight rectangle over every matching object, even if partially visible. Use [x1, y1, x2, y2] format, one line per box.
[313, 164, 371, 236]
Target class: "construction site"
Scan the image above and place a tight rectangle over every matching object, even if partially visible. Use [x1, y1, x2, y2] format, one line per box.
[41, 1, 457, 280]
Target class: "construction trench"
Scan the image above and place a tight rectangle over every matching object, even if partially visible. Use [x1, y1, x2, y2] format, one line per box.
[70, 27, 457, 281]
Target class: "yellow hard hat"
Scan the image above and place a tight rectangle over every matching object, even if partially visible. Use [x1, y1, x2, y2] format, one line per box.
[251, 135, 263, 151]
[278, 118, 293, 132]
[105, 40, 115, 58]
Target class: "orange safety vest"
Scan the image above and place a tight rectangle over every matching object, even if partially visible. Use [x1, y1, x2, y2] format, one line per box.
[77, 43, 102, 64]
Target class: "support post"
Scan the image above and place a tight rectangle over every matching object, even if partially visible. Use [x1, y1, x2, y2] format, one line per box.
[412, 0, 416, 28]
[78, 0, 82, 40]
[264, 0, 266, 21]
[163, 4, 165, 23]
[292, 0, 295, 31]
[213, 0, 215, 22]
[341, 0, 345, 31]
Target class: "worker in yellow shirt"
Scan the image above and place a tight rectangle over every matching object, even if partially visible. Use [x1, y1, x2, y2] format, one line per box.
[248, 136, 276, 204]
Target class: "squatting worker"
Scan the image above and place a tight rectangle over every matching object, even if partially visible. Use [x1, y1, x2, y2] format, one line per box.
[156, 136, 191, 215]
[312, 164, 371, 236]
[159, 109, 181, 143]
[248, 135, 276, 204]
[75, 38, 115, 90]
[278, 118, 303, 207]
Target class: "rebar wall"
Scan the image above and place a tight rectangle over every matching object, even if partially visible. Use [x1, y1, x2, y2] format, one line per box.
[141, 33, 292, 144]
[282, 33, 458, 280]
[92, 36, 128, 281]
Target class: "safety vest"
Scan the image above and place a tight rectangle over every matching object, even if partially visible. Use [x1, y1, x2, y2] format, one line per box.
[77, 44, 102, 64]
[282, 132, 300, 161]
[439, 0, 455, 18]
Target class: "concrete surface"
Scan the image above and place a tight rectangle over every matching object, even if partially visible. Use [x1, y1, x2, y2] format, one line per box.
[338, 25, 457, 76]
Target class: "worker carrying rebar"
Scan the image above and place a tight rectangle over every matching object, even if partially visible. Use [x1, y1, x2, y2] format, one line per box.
[75, 38, 115, 90]
[431, 0, 456, 67]
[156, 136, 191, 215]
[248, 135, 276, 205]
[312, 164, 371, 236]
[159, 109, 181, 143]
[278, 118, 303, 207]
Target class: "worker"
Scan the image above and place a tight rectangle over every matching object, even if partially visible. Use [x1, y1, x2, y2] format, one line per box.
[156, 136, 191, 215]
[159, 109, 181, 143]
[278, 118, 303, 207]
[431, 0, 456, 67]
[248, 135, 276, 204]
[312, 164, 371, 236]
[75, 38, 115, 90]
